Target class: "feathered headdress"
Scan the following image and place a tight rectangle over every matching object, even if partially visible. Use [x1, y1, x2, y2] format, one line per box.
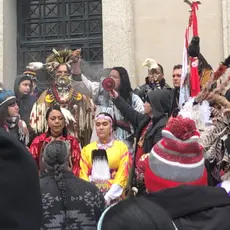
[60, 107, 76, 125]
[26, 48, 81, 73]
[179, 70, 230, 131]
[179, 98, 211, 131]
[142, 58, 158, 70]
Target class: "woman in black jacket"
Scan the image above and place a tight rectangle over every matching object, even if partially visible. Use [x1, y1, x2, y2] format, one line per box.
[110, 89, 170, 194]
[111, 89, 170, 161]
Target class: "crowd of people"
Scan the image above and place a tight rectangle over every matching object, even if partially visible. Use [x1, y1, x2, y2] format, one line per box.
[2, 37, 230, 230]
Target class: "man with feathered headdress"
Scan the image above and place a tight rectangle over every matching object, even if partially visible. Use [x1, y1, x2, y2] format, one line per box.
[134, 58, 171, 102]
[27, 48, 94, 147]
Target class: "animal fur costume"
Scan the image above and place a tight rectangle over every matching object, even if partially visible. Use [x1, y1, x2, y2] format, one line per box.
[27, 49, 94, 147]
[180, 55, 230, 184]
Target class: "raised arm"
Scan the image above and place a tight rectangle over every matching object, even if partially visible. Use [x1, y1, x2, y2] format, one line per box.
[112, 91, 145, 130]
[131, 93, 144, 114]
[71, 61, 100, 99]
[71, 74, 100, 99]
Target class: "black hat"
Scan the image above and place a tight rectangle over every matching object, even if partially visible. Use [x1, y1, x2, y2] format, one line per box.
[188, 36, 200, 57]
[0, 128, 42, 229]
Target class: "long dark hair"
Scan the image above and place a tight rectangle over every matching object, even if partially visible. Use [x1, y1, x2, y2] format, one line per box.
[45, 104, 68, 137]
[43, 140, 70, 229]
[100, 197, 175, 230]
[198, 53, 213, 75]
[112, 67, 133, 105]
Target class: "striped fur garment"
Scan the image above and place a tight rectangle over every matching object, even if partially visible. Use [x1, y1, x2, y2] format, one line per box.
[200, 118, 229, 162]
[210, 107, 222, 118]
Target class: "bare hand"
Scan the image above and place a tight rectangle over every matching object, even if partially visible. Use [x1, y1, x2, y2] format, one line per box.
[71, 49, 81, 63]
[109, 89, 118, 99]
[71, 58, 82, 75]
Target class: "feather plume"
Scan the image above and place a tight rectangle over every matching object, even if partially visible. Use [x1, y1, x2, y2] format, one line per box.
[60, 107, 76, 125]
[46, 49, 73, 64]
[26, 62, 44, 71]
[206, 93, 230, 109]
[52, 48, 60, 57]
[46, 61, 60, 73]
[179, 97, 212, 130]
[142, 58, 158, 70]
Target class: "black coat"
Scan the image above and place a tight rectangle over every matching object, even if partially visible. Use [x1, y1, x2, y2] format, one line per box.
[145, 185, 230, 230]
[14, 74, 37, 126]
[40, 171, 105, 229]
[134, 78, 171, 102]
[113, 89, 170, 155]
[168, 88, 180, 117]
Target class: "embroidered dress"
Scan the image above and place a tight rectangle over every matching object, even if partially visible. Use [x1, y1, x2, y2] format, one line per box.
[30, 133, 81, 176]
[80, 140, 131, 202]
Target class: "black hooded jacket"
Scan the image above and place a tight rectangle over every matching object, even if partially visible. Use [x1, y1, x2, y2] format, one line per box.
[0, 128, 42, 229]
[14, 74, 37, 125]
[145, 185, 230, 230]
[113, 89, 170, 154]
[40, 171, 104, 229]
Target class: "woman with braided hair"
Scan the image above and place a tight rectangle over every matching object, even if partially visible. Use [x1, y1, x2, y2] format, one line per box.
[40, 140, 104, 230]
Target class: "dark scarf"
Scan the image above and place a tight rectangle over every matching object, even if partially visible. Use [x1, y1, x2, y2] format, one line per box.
[4, 116, 29, 145]
[5, 116, 20, 129]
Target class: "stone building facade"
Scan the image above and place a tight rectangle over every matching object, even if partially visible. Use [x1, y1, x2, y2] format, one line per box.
[0, 0, 228, 89]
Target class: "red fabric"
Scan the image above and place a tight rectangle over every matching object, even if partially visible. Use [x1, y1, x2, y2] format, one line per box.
[160, 137, 203, 154]
[189, 2, 200, 96]
[144, 161, 207, 192]
[191, 2, 199, 36]
[135, 146, 145, 166]
[190, 57, 200, 96]
[154, 141, 203, 164]
[165, 116, 198, 140]
[135, 123, 150, 164]
[136, 154, 149, 177]
[29, 133, 81, 177]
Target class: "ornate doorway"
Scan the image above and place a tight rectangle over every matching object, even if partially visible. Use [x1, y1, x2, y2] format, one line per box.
[17, 0, 103, 86]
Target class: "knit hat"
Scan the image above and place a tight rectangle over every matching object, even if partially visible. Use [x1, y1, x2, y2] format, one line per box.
[145, 116, 207, 192]
[0, 128, 42, 229]
[0, 84, 15, 107]
[23, 70, 37, 81]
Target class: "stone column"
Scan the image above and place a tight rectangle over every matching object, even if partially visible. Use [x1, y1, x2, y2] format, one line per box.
[2, 0, 17, 89]
[0, 0, 17, 89]
[102, 0, 137, 86]
[222, 0, 230, 58]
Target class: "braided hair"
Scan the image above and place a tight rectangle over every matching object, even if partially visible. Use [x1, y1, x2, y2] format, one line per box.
[43, 140, 70, 229]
